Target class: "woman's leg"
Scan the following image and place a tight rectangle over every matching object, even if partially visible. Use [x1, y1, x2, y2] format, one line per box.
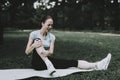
[77, 53, 111, 70]
[49, 53, 111, 70]
[77, 60, 96, 69]
[36, 47, 56, 75]
[48, 57, 78, 69]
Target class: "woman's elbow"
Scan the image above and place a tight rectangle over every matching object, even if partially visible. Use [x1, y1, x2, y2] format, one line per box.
[25, 50, 29, 55]
[49, 50, 54, 55]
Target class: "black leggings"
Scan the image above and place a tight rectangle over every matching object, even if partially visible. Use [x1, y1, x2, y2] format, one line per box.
[31, 51, 78, 70]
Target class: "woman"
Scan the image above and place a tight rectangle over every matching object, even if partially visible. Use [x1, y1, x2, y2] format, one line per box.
[25, 15, 111, 75]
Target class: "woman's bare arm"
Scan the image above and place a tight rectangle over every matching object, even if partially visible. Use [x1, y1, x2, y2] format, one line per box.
[25, 36, 34, 55]
[40, 40, 55, 57]
[25, 37, 42, 55]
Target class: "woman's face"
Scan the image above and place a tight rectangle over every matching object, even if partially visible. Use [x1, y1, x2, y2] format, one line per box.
[42, 18, 53, 32]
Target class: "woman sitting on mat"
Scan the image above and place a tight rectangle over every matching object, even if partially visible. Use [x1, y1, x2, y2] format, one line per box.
[25, 15, 111, 76]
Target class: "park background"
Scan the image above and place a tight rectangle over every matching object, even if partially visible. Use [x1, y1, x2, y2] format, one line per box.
[0, 0, 120, 80]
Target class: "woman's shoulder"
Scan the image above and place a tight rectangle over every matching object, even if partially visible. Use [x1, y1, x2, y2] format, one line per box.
[49, 32, 55, 37]
[49, 32, 56, 40]
[29, 30, 40, 39]
[30, 30, 40, 34]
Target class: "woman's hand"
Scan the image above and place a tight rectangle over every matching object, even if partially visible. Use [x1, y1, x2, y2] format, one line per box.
[32, 39, 42, 48]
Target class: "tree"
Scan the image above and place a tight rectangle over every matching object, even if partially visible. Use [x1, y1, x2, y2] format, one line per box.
[0, 0, 37, 44]
[112, 0, 119, 30]
[8, 0, 36, 29]
[93, 0, 105, 30]
[0, 0, 10, 44]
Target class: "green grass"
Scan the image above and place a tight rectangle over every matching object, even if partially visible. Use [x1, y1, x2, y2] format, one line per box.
[0, 30, 120, 80]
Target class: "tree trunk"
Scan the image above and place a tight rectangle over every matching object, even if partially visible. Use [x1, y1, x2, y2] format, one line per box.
[0, 12, 4, 45]
[99, 0, 105, 30]
[0, 27, 3, 45]
[113, 0, 119, 30]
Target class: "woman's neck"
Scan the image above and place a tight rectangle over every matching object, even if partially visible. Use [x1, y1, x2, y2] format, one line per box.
[40, 28, 47, 37]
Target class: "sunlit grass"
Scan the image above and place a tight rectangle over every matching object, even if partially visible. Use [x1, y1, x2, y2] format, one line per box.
[0, 30, 120, 80]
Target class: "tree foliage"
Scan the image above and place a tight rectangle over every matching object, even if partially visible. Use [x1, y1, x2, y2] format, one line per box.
[0, 0, 120, 30]
[0, 0, 119, 44]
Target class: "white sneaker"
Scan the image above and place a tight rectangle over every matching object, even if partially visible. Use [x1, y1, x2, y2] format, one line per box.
[96, 53, 111, 70]
[45, 60, 56, 76]
[48, 64, 56, 76]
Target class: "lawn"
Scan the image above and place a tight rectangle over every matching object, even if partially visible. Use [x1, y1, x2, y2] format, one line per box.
[0, 30, 120, 80]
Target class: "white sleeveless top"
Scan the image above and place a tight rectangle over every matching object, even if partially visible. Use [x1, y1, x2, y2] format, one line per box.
[29, 30, 55, 48]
